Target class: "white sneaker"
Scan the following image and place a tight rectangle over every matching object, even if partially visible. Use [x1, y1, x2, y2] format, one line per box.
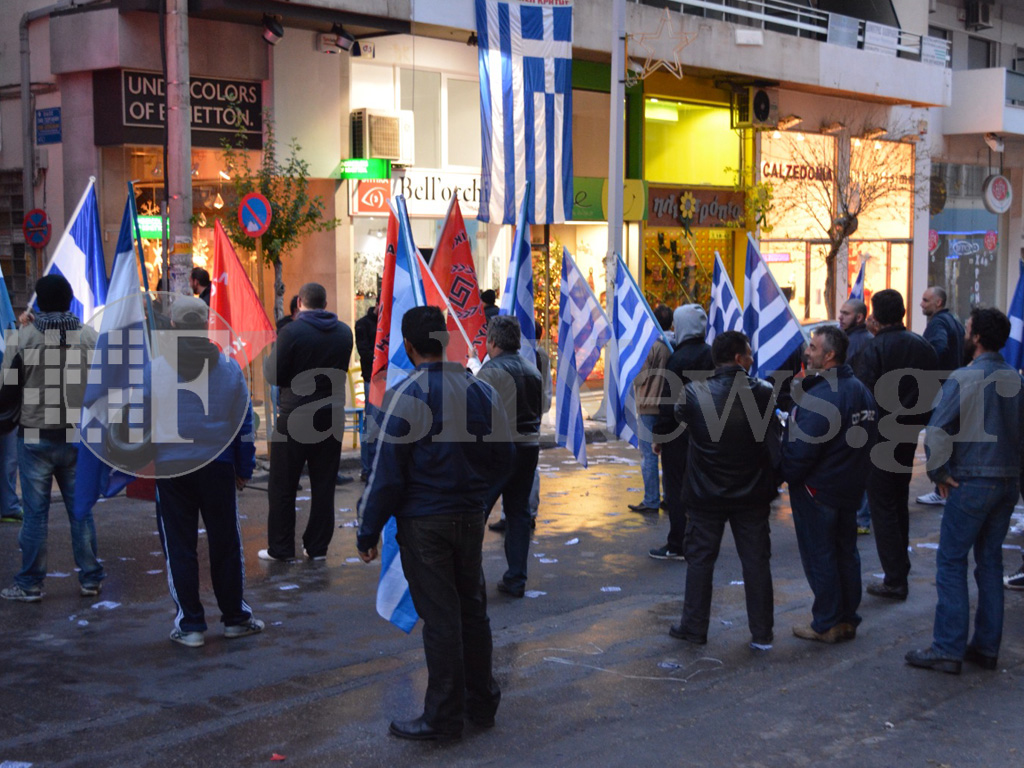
[302, 548, 327, 561]
[258, 549, 292, 562]
[225, 618, 265, 639]
[170, 628, 205, 647]
[916, 491, 946, 506]
[1004, 565, 1024, 590]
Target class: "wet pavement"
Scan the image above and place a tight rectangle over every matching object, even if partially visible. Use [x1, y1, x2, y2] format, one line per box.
[1, 440, 1023, 767]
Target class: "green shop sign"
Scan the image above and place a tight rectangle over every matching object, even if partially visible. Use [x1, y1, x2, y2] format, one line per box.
[136, 215, 167, 239]
[332, 158, 392, 180]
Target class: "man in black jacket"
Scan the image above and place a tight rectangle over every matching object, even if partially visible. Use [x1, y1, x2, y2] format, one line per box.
[262, 283, 353, 561]
[854, 289, 939, 600]
[671, 331, 781, 650]
[782, 326, 877, 643]
[838, 298, 872, 366]
[649, 304, 714, 560]
[477, 315, 542, 598]
[354, 304, 378, 481]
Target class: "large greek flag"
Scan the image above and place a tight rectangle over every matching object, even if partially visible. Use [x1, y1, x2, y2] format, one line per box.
[556, 247, 610, 467]
[1001, 259, 1024, 370]
[498, 187, 536, 362]
[385, 196, 427, 388]
[607, 254, 671, 448]
[706, 251, 742, 344]
[743, 234, 804, 379]
[476, 0, 573, 225]
[849, 258, 867, 301]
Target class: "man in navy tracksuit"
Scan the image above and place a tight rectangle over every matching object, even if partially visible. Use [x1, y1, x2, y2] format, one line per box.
[151, 297, 260, 648]
[782, 325, 877, 643]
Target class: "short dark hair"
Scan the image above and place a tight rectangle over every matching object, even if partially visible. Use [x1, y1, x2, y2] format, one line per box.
[289, 295, 299, 315]
[871, 289, 905, 325]
[813, 325, 849, 365]
[298, 283, 327, 310]
[844, 299, 867, 319]
[487, 315, 521, 352]
[970, 306, 1011, 352]
[480, 289, 496, 306]
[190, 267, 210, 287]
[35, 274, 74, 312]
[711, 330, 749, 366]
[402, 305, 448, 356]
[654, 303, 673, 331]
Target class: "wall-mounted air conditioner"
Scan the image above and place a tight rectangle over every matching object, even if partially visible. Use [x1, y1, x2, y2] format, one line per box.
[350, 108, 414, 167]
[732, 87, 779, 129]
[966, 2, 993, 30]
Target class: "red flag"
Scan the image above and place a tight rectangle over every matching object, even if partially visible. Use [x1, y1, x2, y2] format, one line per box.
[430, 198, 487, 363]
[209, 220, 276, 366]
[368, 210, 400, 409]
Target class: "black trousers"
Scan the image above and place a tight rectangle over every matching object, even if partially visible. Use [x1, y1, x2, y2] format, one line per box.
[500, 444, 540, 590]
[661, 438, 689, 552]
[156, 462, 251, 633]
[396, 513, 501, 732]
[867, 440, 916, 589]
[680, 504, 774, 644]
[267, 432, 340, 558]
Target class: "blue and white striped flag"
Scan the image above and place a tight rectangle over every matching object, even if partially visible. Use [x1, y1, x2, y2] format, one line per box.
[706, 251, 742, 344]
[849, 258, 867, 301]
[498, 188, 536, 363]
[476, 0, 573, 225]
[36, 179, 108, 322]
[607, 253, 671, 448]
[743, 234, 804, 379]
[1001, 259, 1024, 370]
[385, 196, 427, 389]
[556, 247, 610, 466]
[0, 262, 18, 362]
[376, 518, 419, 633]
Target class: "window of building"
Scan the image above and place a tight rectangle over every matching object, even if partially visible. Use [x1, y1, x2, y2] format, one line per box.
[0, 171, 28, 307]
[643, 99, 737, 186]
[445, 77, 481, 168]
[967, 35, 995, 70]
[400, 69, 442, 169]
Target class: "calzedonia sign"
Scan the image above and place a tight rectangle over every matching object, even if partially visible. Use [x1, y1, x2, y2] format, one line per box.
[350, 170, 481, 218]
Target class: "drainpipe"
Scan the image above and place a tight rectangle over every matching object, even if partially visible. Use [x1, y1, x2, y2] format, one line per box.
[21, 0, 106, 285]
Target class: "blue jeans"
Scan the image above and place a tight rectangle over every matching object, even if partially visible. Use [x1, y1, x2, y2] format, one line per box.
[931, 477, 1017, 659]
[0, 429, 22, 518]
[790, 485, 862, 633]
[638, 413, 660, 507]
[855, 492, 870, 530]
[16, 438, 104, 590]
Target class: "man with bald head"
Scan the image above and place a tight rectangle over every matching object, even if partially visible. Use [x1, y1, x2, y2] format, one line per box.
[838, 299, 871, 366]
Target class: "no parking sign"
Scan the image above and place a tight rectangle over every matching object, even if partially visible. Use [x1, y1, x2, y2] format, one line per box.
[238, 193, 272, 238]
[22, 209, 52, 249]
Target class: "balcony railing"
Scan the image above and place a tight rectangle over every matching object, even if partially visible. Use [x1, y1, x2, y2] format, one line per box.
[636, 0, 950, 66]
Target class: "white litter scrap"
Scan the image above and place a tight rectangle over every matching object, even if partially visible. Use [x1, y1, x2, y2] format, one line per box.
[339, 507, 353, 512]
[729, 580, 744, 586]
[278, 584, 300, 591]
[77, 620, 89, 627]
[197, 529, 206, 535]
[91, 601, 121, 610]
[146, 570, 163, 575]
[627, 488, 643, 493]
[564, 538, 580, 546]
[916, 542, 939, 550]
[48, 572, 69, 578]
[524, 590, 547, 598]
[600, 586, 621, 593]
[340, 520, 359, 528]
[345, 557, 361, 563]
[296, 496, 311, 501]
[540, 558, 558, 564]
[1, 760, 34, 767]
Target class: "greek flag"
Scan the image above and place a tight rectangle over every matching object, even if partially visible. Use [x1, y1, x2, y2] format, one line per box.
[36, 179, 108, 322]
[376, 518, 419, 633]
[607, 253, 671, 448]
[849, 258, 867, 301]
[476, 0, 573, 225]
[74, 194, 147, 520]
[385, 196, 427, 388]
[556, 247, 610, 467]
[1001, 259, 1024, 370]
[706, 251, 742, 344]
[743, 234, 804, 379]
[498, 188, 536, 363]
[0, 262, 17, 361]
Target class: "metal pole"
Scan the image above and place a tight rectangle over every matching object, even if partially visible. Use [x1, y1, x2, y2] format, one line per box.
[166, 0, 193, 296]
[544, 223, 551, 359]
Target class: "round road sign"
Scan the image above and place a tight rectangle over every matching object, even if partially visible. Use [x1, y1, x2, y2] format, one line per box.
[238, 192, 272, 238]
[22, 209, 51, 249]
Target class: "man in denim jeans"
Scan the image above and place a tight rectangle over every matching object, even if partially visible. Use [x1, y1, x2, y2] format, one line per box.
[0, 275, 104, 602]
[628, 304, 672, 514]
[906, 307, 1024, 674]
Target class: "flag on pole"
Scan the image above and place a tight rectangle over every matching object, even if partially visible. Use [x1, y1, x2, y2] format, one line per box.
[1001, 260, 1024, 370]
[430, 198, 488, 363]
[743, 234, 805, 379]
[706, 251, 743, 344]
[74, 195, 148, 519]
[475, 0, 574, 225]
[498, 187, 536, 363]
[0, 262, 18, 361]
[209, 221, 276, 367]
[606, 253, 670, 448]
[375, 518, 419, 633]
[36, 179, 108, 322]
[556, 247, 610, 467]
[849, 257, 867, 301]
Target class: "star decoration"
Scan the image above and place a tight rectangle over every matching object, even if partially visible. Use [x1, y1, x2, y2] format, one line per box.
[626, 9, 698, 84]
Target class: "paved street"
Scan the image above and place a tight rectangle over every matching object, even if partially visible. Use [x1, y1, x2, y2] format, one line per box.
[1, 439, 1023, 768]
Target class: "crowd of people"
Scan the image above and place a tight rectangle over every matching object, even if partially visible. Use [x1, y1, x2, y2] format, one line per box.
[1, 273, 1023, 741]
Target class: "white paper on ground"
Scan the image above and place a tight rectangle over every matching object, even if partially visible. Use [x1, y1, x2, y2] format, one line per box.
[916, 542, 939, 549]
[729, 580, 744, 586]
[540, 558, 558, 564]
[91, 601, 121, 610]
[600, 586, 621, 592]
[146, 570, 163, 575]
[279, 584, 299, 590]
[524, 590, 547, 598]
[296, 496, 311, 501]
[48, 572, 69, 578]
[564, 538, 580, 546]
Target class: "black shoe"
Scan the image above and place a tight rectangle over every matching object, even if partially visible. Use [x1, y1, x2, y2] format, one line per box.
[336, 474, 354, 486]
[668, 625, 707, 644]
[964, 646, 998, 670]
[488, 519, 507, 532]
[659, 501, 669, 511]
[628, 503, 659, 513]
[905, 648, 962, 675]
[466, 712, 496, 728]
[649, 545, 685, 561]
[496, 580, 525, 598]
[866, 581, 908, 600]
[389, 716, 461, 741]
[529, 517, 536, 530]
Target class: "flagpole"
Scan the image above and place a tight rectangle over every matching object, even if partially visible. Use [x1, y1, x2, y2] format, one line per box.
[26, 177, 96, 310]
[616, 252, 673, 348]
[127, 181, 159, 341]
[393, 196, 426, 306]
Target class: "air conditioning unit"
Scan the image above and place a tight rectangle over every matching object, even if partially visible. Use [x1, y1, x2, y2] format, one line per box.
[732, 87, 779, 129]
[350, 108, 414, 167]
[966, 2, 993, 30]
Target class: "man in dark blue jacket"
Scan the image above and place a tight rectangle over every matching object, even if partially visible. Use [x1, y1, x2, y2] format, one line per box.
[782, 326, 877, 643]
[357, 306, 514, 741]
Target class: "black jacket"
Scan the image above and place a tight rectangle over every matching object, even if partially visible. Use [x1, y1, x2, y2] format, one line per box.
[845, 324, 872, 369]
[354, 310, 377, 383]
[853, 324, 939, 429]
[676, 365, 782, 511]
[653, 337, 714, 438]
[924, 308, 965, 373]
[267, 310, 353, 434]
[476, 351, 543, 445]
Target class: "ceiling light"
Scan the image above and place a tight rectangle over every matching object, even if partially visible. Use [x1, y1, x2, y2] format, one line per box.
[860, 127, 887, 140]
[219, 169, 231, 180]
[821, 121, 846, 135]
[777, 115, 802, 130]
[262, 15, 284, 46]
[332, 23, 356, 52]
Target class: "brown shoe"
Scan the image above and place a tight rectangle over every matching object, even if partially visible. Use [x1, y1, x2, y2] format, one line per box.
[792, 624, 844, 644]
[836, 622, 857, 641]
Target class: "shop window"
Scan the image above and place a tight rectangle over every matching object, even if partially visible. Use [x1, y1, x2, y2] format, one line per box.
[643, 100, 737, 186]
[446, 78, 481, 168]
[967, 35, 995, 70]
[400, 68, 442, 168]
[0, 170, 28, 307]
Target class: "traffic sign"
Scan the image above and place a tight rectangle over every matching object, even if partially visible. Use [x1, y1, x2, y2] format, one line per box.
[238, 192, 272, 238]
[22, 209, 51, 249]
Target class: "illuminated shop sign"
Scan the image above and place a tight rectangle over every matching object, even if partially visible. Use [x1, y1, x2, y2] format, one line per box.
[647, 186, 744, 228]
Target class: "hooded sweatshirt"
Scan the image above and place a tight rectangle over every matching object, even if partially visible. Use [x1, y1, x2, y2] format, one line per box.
[673, 304, 707, 344]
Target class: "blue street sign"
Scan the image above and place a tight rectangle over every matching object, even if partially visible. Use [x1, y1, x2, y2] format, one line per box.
[35, 108, 62, 145]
